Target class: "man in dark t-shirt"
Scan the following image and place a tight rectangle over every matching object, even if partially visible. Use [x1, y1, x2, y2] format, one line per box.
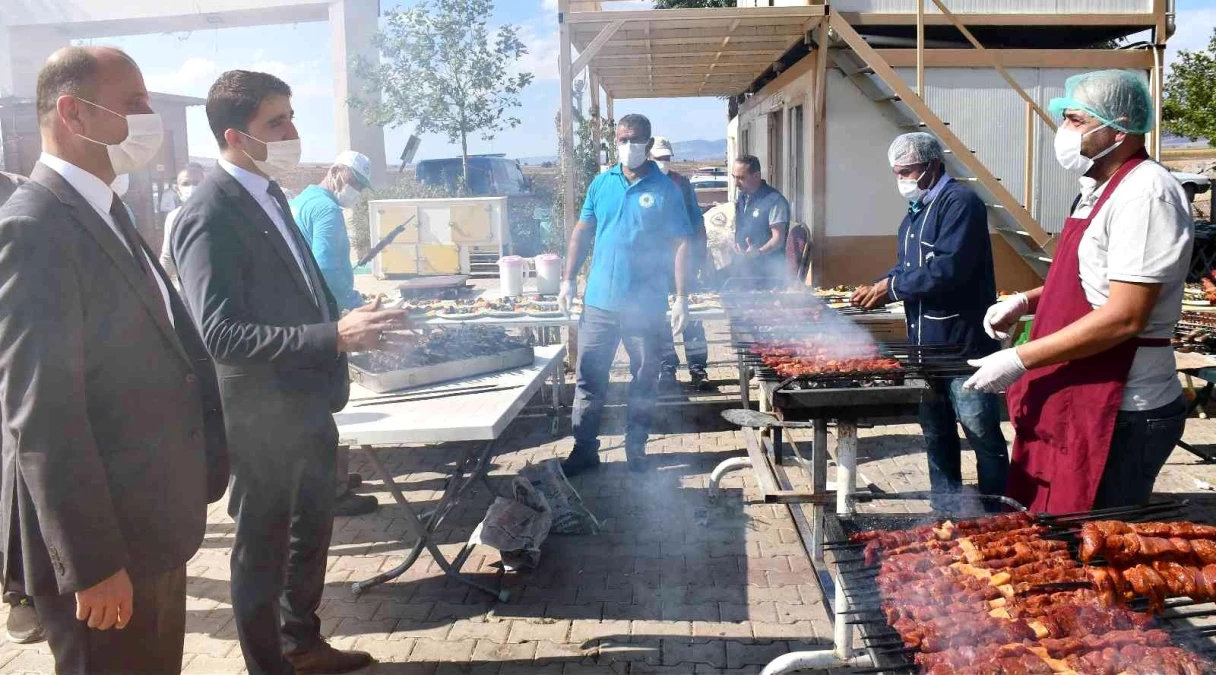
[731, 155, 790, 288]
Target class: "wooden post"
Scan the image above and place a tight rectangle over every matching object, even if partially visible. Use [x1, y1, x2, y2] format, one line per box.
[558, 0, 576, 236]
[1024, 100, 1034, 212]
[916, 0, 925, 97]
[606, 95, 614, 125]
[809, 25, 828, 288]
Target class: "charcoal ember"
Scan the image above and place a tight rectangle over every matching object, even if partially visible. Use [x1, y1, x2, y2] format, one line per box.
[363, 326, 531, 372]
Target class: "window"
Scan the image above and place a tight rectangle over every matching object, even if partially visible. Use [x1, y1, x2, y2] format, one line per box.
[790, 105, 804, 222]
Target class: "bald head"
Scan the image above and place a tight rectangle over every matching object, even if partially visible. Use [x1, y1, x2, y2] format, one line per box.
[36, 46, 137, 127]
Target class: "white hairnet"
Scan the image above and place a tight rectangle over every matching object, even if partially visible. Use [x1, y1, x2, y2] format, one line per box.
[888, 132, 944, 167]
[1047, 70, 1153, 134]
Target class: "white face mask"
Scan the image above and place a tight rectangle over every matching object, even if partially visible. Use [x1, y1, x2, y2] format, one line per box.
[897, 177, 927, 203]
[337, 183, 362, 208]
[1054, 123, 1123, 174]
[76, 99, 163, 175]
[618, 142, 648, 170]
[236, 130, 302, 177]
[654, 160, 670, 175]
[111, 173, 130, 197]
[177, 185, 195, 203]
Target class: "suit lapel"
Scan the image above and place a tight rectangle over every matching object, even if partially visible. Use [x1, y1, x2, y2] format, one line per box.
[211, 168, 318, 306]
[30, 163, 192, 366]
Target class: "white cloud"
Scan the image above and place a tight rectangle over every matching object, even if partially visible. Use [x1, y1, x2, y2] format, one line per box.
[143, 57, 222, 96]
[516, 20, 562, 82]
[251, 59, 332, 98]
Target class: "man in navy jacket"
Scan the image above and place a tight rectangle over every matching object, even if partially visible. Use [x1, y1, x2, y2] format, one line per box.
[852, 133, 1009, 512]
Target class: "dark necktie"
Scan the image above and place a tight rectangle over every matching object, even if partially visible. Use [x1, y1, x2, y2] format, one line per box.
[110, 195, 168, 321]
[266, 181, 329, 320]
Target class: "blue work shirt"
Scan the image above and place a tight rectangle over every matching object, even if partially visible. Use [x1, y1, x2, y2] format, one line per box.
[886, 175, 999, 357]
[581, 162, 694, 313]
[290, 185, 363, 312]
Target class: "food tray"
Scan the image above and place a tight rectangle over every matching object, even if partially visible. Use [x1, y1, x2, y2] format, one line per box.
[348, 346, 535, 393]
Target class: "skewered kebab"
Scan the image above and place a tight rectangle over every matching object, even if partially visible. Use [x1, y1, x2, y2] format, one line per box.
[1078, 532, 1216, 566]
[1088, 562, 1216, 613]
[915, 629, 1175, 672]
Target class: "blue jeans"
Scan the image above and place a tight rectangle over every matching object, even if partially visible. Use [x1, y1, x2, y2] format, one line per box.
[918, 377, 1009, 507]
[1092, 396, 1187, 509]
[660, 321, 708, 375]
[572, 305, 668, 455]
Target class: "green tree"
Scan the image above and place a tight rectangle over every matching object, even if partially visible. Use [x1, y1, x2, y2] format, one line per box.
[1164, 27, 1216, 146]
[552, 79, 615, 252]
[352, 0, 533, 187]
[654, 0, 735, 7]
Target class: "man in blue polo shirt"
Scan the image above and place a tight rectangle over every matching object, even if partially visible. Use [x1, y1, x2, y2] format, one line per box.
[731, 155, 790, 288]
[557, 114, 695, 475]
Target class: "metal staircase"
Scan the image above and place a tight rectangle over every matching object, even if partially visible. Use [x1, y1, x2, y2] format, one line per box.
[826, 13, 1053, 279]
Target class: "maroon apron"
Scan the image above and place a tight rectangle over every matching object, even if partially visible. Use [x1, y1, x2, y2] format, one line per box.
[1005, 151, 1168, 514]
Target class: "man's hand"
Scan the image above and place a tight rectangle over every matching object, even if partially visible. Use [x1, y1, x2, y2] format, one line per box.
[852, 278, 890, 310]
[76, 568, 133, 630]
[983, 293, 1030, 341]
[557, 280, 577, 317]
[963, 347, 1028, 393]
[671, 296, 689, 335]
[734, 238, 760, 258]
[337, 297, 410, 352]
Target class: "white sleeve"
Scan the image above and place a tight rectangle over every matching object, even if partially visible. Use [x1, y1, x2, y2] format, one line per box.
[1105, 195, 1192, 284]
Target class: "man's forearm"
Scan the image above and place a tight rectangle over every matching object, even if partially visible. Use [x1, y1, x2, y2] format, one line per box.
[673, 238, 692, 297]
[563, 222, 594, 281]
[757, 226, 786, 254]
[1017, 302, 1147, 370]
[1023, 287, 1045, 312]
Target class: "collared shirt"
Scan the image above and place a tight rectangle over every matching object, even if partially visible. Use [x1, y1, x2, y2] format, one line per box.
[290, 185, 363, 311]
[1071, 160, 1193, 411]
[218, 158, 316, 298]
[580, 161, 694, 313]
[38, 152, 174, 324]
[734, 180, 790, 252]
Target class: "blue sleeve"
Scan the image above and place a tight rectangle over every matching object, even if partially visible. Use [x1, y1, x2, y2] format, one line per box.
[303, 202, 362, 310]
[666, 182, 693, 239]
[579, 176, 599, 225]
[888, 191, 986, 301]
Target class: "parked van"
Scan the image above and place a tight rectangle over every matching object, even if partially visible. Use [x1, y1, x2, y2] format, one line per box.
[415, 155, 529, 196]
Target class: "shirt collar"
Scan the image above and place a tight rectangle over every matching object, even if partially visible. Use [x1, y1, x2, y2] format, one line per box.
[922, 173, 952, 206]
[219, 157, 271, 199]
[1077, 176, 1101, 209]
[38, 152, 117, 215]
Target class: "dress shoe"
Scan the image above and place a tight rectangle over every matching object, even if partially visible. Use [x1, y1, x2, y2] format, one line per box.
[287, 640, 374, 674]
[346, 473, 363, 490]
[333, 493, 379, 517]
[689, 369, 713, 392]
[625, 444, 650, 473]
[561, 449, 601, 477]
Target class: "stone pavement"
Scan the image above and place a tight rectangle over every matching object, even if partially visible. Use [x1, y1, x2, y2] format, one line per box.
[5, 346, 1216, 673]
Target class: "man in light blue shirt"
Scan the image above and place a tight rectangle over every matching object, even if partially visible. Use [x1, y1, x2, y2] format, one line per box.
[556, 114, 695, 475]
[290, 150, 370, 313]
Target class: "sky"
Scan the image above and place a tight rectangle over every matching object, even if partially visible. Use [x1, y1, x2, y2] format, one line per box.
[78, 0, 1216, 165]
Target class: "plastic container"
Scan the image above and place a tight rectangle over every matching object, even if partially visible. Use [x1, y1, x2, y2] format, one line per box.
[498, 255, 527, 297]
[534, 253, 563, 295]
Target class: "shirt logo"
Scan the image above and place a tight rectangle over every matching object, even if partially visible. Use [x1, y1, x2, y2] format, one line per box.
[639, 193, 655, 209]
[753, 209, 760, 218]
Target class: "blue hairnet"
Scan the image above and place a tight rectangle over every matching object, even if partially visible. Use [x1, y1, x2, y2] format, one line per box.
[1047, 70, 1153, 134]
[888, 132, 944, 167]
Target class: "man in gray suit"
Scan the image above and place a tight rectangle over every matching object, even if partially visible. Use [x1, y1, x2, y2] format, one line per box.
[172, 70, 405, 675]
[0, 46, 228, 673]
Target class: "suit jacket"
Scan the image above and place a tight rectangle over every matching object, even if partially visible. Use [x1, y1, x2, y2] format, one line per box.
[0, 163, 228, 597]
[171, 166, 348, 467]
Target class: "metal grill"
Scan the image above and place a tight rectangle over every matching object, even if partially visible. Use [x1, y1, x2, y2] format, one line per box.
[820, 503, 1216, 674]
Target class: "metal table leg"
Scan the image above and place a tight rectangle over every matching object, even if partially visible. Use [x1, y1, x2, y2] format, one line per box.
[811, 419, 828, 564]
[737, 352, 752, 409]
[549, 363, 562, 436]
[351, 443, 509, 601]
[836, 420, 858, 517]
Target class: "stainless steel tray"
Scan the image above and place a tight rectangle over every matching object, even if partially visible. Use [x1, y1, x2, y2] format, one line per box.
[348, 346, 534, 393]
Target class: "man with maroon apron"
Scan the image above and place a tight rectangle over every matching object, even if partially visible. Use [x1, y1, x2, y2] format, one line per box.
[965, 70, 1192, 514]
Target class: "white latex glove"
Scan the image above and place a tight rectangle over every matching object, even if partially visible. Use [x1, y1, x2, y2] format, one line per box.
[963, 347, 1028, 393]
[983, 293, 1030, 341]
[671, 296, 689, 335]
[557, 280, 576, 316]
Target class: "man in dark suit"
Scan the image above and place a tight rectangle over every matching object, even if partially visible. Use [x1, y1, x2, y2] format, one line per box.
[172, 70, 405, 675]
[0, 46, 228, 673]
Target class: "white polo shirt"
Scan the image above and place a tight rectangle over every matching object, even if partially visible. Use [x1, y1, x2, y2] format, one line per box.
[1073, 159, 1193, 411]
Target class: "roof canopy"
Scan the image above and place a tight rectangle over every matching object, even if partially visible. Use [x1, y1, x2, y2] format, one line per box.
[567, 4, 825, 99]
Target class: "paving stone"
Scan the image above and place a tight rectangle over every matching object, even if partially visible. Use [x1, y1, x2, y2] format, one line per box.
[472, 639, 538, 663]
[508, 619, 572, 644]
[410, 638, 476, 663]
[660, 638, 727, 668]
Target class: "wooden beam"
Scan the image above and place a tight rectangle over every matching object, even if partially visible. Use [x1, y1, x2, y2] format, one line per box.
[596, 63, 764, 75]
[928, 0, 1055, 131]
[874, 49, 1155, 69]
[829, 12, 1051, 249]
[838, 12, 1157, 27]
[592, 52, 780, 65]
[703, 17, 742, 95]
[916, 0, 925, 96]
[1024, 100, 1034, 211]
[596, 36, 802, 49]
[574, 24, 808, 42]
[565, 6, 825, 24]
[571, 19, 624, 75]
[809, 26, 828, 288]
[558, 0, 577, 237]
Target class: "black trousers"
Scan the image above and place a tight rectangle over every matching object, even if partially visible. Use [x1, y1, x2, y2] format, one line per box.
[35, 565, 186, 675]
[228, 424, 338, 675]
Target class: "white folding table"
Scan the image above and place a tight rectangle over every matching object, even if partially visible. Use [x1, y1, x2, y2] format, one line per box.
[334, 344, 566, 599]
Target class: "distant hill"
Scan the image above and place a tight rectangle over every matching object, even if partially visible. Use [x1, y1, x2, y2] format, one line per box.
[518, 138, 728, 165]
